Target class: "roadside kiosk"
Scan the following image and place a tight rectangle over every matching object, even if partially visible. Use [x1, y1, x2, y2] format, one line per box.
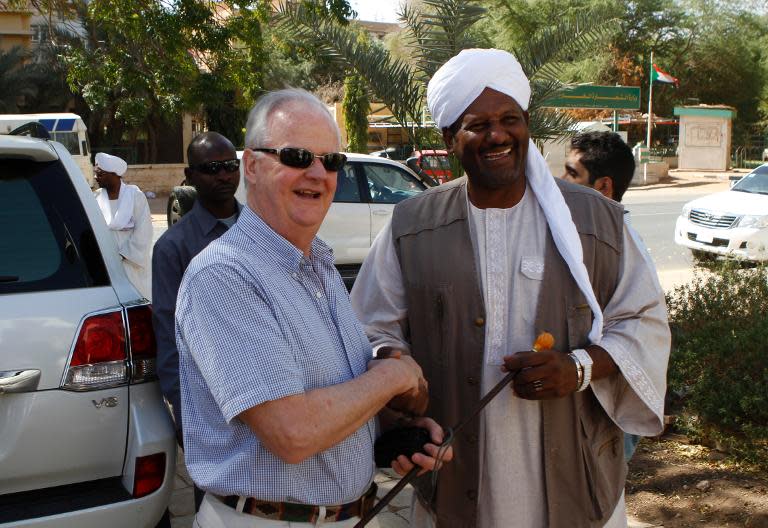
[674, 105, 736, 171]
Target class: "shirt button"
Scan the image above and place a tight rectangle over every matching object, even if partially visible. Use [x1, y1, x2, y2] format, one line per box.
[466, 489, 477, 501]
[466, 376, 477, 386]
[316, 291, 323, 298]
[292, 273, 298, 280]
[474, 317, 485, 327]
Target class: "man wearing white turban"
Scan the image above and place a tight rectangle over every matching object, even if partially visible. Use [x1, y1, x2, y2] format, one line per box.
[94, 152, 153, 300]
[351, 49, 670, 527]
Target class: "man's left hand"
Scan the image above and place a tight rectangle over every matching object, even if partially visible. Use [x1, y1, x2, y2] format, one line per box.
[502, 349, 579, 399]
[390, 417, 454, 477]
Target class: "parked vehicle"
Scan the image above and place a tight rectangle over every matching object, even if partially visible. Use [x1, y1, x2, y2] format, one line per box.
[167, 152, 429, 288]
[0, 113, 94, 186]
[0, 132, 175, 527]
[405, 149, 454, 185]
[674, 163, 768, 262]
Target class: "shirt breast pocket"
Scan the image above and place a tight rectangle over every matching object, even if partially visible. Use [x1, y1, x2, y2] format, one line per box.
[520, 256, 544, 325]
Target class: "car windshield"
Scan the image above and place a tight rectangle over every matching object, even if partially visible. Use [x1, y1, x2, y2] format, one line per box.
[732, 165, 768, 195]
[422, 155, 451, 170]
[51, 131, 81, 156]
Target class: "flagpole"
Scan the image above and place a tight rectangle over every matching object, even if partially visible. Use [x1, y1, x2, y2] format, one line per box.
[646, 51, 654, 149]
[644, 51, 654, 185]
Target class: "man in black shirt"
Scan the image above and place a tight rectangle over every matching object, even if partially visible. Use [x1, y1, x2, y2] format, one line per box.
[153, 131, 241, 443]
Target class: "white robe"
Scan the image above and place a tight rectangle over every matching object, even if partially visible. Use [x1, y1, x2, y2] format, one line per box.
[350, 184, 670, 528]
[95, 183, 153, 300]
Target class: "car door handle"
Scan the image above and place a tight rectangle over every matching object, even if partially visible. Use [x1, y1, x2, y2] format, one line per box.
[372, 210, 390, 216]
[0, 369, 41, 394]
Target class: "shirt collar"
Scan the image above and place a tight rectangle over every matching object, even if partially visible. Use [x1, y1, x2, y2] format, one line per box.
[236, 205, 334, 271]
[190, 199, 243, 236]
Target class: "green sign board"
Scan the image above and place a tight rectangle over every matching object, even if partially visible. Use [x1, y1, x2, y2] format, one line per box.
[543, 85, 641, 110]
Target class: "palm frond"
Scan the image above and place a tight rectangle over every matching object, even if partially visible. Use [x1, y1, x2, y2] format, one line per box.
[514, 12, 620, 83]
[528, 108, 575, 142]
[275, 2, 424, 144]
[400, 0, 487, 80]
[0, 47, 39, 112]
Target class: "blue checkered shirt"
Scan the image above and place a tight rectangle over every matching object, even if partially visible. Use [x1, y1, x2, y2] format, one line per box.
[176, 205, 376, 504]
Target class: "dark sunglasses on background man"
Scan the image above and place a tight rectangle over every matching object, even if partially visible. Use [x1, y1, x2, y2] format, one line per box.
[189, 159, 240, 175]
[251, 147, 347, 172]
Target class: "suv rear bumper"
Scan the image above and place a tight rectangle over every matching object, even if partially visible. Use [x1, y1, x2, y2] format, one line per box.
[1, 383, 176, 527]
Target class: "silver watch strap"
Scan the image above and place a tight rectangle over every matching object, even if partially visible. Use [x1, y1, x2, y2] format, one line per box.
[570, 348, 593, 391]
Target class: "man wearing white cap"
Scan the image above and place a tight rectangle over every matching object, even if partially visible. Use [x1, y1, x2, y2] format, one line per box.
[351, 49, 670, 527]
[94, 152, 153, 299]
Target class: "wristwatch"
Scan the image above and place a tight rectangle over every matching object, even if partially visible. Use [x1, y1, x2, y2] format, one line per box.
[568, 348, 593, 392]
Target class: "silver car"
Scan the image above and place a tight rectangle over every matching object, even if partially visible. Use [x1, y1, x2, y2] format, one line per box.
[0, 134, 175, 526]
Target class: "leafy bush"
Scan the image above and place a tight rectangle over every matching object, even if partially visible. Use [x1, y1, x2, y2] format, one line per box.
[665, 263, 768, 464]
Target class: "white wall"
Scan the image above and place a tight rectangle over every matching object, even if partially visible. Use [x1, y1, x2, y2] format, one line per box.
[678, 115, 732, 170]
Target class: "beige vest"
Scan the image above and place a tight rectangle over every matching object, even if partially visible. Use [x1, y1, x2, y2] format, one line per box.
[391, 177, 626, 528]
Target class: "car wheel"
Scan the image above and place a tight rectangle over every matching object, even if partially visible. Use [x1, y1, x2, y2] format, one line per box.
[166, 184, 197, 227]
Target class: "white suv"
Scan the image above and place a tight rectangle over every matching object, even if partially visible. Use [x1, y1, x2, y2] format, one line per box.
[169, 152, 430, 288]
[0, 134, 175, 526]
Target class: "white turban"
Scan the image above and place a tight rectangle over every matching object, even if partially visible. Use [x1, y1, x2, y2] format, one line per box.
[427, 48, 531, 130]
[427, 49, 605, 343]
[95, 152, 128, 177]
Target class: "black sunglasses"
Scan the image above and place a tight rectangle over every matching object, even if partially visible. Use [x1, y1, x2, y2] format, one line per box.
[251, 147, 347, 172]
[189, 159, 240, 175]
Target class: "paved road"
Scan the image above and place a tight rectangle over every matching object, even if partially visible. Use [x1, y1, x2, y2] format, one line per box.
[622, 175, 730, 291]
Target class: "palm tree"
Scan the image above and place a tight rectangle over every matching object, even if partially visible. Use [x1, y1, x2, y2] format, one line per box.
[0, 47, 38, 113]
[275, 0, 619, 151]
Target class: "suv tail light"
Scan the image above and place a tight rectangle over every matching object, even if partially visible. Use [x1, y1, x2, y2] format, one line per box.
[62, 303, 158, 390]
[132, 453, 166, 498]
[126, 304, 158, 383]
[62, 310, 128, 390]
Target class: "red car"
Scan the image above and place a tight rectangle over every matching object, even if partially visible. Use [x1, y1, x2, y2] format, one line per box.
[406, 149, 454, 185]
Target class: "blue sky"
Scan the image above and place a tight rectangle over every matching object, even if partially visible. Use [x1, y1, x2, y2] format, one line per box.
[348, 0, 402, 22]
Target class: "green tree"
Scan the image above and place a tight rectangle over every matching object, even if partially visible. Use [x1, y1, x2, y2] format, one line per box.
[674, 6, 768, 141]
[484, 0, 768, 141]
[342, 74, 370, 152]
[60, 0, 271, 161]
[276, 0, 617, 153]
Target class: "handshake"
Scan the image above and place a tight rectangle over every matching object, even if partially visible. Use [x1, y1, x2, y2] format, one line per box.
[367, 346, 428, 415]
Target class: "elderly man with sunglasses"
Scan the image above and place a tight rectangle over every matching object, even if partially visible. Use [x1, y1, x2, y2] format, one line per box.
[152, 131, 242, 461]
[175, 88, 450, 528]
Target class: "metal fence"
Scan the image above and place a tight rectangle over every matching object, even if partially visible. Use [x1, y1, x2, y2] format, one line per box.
[731, 145, 766, 169]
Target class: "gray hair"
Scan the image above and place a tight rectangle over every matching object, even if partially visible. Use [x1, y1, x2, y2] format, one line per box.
[244, 88, 340, 148]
